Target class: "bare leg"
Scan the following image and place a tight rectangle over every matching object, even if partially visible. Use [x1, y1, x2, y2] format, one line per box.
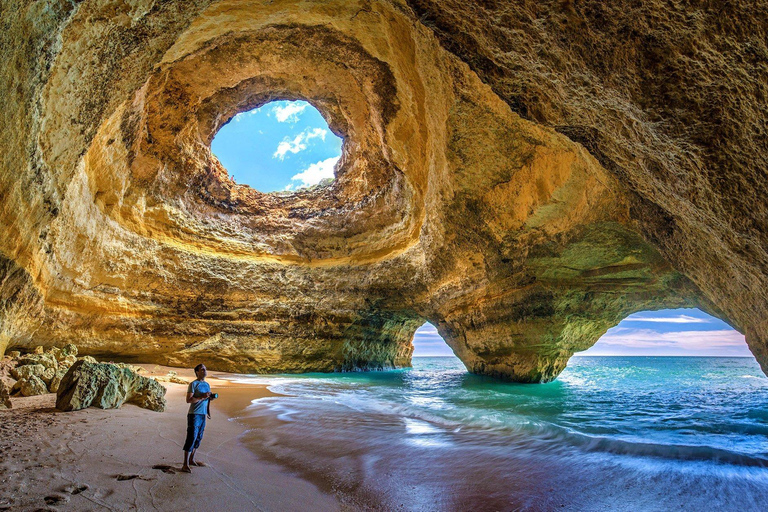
[181, 451, 192, 473]
[188, 449, 197, 466]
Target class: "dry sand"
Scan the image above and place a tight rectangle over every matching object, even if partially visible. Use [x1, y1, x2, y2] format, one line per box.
[0, 365, 341, 511]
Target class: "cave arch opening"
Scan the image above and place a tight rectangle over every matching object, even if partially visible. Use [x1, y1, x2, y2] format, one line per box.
[210, 100, 343, 193]
[411, 322, 457, 359]
[574, 307, 752, 358]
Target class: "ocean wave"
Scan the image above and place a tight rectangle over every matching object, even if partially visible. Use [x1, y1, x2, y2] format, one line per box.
[247, 388, 768, 470]
[553, 429, 768, 468]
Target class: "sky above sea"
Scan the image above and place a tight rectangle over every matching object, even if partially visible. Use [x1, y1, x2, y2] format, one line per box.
[211, 101, 750, 359]
[411, 309, 749, 357]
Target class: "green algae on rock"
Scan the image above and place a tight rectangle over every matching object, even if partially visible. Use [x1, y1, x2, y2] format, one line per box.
[56, 361, 167, 412]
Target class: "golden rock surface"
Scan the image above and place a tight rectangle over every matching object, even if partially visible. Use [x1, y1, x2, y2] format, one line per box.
[0, 0, 765, 382]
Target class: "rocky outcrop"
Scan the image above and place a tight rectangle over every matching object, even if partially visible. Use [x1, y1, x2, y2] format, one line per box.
[56, 361, 166, 412]
[0, 380, 11, 409]
[5, 344, 93, 396]
[0, 1, 766, 382]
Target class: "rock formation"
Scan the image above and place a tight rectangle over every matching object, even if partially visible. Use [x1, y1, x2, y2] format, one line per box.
[4, 344, 80, 396]
[0, 381, 11, 410]
[56, 361, 167, 412]
[0, 0, 765, 382]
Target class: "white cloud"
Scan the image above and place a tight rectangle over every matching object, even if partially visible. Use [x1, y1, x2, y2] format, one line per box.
[624, 314, 710, 324]
[290, 156, 339, 187]
[273, 128, 328, 160]
[415, 323, 439, 335]
[272, 102, 308, 123]
[580, 327, 750, 356]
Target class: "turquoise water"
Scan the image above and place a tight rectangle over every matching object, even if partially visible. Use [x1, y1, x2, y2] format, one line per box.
[231, 357, 768, 511]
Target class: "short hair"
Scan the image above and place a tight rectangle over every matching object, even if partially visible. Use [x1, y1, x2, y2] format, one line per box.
[194, 363, 205, 372]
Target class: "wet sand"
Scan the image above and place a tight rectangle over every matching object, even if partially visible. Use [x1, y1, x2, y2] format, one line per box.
[0, 365, 341, 511]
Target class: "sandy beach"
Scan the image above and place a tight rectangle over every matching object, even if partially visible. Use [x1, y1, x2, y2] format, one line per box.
[0, 365, 341, 512]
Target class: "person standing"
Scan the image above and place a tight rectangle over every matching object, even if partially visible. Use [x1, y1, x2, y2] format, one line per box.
[182, 363, 211, 472]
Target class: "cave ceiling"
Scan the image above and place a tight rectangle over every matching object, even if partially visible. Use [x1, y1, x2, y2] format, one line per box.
[0, 0, 766, 382]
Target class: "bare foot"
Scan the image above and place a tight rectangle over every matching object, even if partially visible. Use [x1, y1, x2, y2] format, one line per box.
[190, 461, 207, 467]
[181, 465, 191, 473]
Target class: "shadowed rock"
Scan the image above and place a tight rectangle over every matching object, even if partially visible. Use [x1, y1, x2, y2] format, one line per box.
[0, 380, 11, 409]
[56, 361, 166, 412]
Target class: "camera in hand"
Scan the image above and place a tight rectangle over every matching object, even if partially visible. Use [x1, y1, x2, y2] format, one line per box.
[209, 393, 218, 400]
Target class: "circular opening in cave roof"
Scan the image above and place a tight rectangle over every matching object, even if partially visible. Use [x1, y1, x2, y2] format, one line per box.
[211, 100, 343, 193]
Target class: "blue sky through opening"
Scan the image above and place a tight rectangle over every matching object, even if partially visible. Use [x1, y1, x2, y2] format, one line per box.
[211, 100, 342, 192]
[411, 308, 750, 357]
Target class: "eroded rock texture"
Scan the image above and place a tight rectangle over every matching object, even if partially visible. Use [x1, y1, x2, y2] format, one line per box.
[56, 361, 166, 412]
[0, 0, 765, 382]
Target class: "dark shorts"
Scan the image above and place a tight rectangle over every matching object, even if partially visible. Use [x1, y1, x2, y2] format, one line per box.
[183, 413, 206, 452]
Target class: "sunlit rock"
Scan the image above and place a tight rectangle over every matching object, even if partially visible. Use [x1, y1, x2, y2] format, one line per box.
[56, 361, 166, 412]
[0, 380, 11, 409]
[0, 0, 766, 382]
[20, 375, 49, 397]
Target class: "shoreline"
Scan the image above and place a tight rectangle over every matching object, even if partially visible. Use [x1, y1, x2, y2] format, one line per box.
[0, 364, 341, 512]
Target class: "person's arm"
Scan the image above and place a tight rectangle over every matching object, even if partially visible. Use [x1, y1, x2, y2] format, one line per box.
[186, 383, 211, 404]
[185, 392, 211, 404]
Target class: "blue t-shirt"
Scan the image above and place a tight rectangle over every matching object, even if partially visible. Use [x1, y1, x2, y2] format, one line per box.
[187, 380, 210, 415]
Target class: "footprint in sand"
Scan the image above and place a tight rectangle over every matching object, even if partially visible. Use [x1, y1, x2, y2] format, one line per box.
[61, 483, 88, 495]
[44, 494, 70, 505]
[151, 464, 177, 474]
[115, 474, 152, 481]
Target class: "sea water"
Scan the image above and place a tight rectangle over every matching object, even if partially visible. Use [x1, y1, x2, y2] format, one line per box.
[229, 357, 768, 511]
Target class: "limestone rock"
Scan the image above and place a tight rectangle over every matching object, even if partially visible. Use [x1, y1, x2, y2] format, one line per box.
[20, 375, 49, 397]
[40, 367, 56, 386]
[56, 361, 166, 412]
[0, 380, 11, 409]
[18, 353, 58, 370]
[11, 364, 46, 381]
[0, 0, 767, 383]
[153, 371, 188, 385]
[49, 368, 68, 393]
[7, 352, 20, 360]
[77, 356, 98, 364]
[60, 355, 77, 368]
[59, 344, 78, 359]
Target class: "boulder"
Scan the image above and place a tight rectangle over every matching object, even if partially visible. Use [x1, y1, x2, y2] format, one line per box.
[59, 344, 78, 359]
[60, 354, 77, 368]
[40, 367, 56, 386]
[77, 356, 97, 364]
[0, 380, 11, 409]
[33, 346, 44, 354]
[18, 352, 58, 370]
[20, 375, 49, 397]
[48, 346, 61, 360]
[49, 367, 68, 393]
[11, 364, 45, 381]
[7, 351, 20, 359]
[153, 371, 189, 385]
[56, 361, 166, 412]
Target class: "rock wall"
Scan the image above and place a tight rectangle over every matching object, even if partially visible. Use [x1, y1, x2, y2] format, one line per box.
[0, 0, 764, 382]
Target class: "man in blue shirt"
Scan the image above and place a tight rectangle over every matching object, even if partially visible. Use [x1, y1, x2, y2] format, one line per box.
[182, 363, 212, 473]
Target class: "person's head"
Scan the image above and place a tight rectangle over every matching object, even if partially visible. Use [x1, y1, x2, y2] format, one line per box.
[194, 363, 207, 379]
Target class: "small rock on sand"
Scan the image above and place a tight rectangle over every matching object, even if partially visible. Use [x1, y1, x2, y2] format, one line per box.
[20, 375, 48, 397]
